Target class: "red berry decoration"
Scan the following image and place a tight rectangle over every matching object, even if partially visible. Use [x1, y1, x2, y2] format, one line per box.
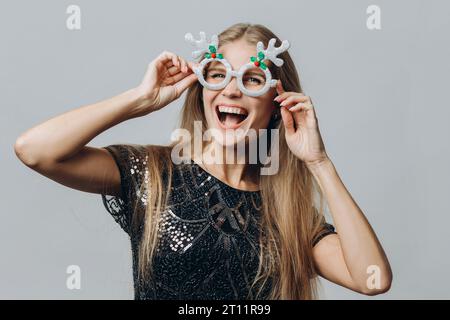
[211, 53, 216, 58]
[250, 52, 268, 70]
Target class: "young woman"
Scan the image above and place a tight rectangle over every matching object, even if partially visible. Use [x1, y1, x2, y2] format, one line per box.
[14, 23, 392, 299]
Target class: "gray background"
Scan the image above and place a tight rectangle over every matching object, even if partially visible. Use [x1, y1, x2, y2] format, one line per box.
[1, 0, 449, 299]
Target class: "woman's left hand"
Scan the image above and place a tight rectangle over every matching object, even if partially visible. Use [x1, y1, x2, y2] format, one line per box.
[274, 80, 330, 168]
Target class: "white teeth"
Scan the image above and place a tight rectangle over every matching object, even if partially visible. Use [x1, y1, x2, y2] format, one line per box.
[217, 105, 248, 115]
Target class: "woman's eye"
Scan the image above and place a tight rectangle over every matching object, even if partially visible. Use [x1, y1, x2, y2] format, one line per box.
[210, 73, 225, 78]
[245, 77, 262, 84]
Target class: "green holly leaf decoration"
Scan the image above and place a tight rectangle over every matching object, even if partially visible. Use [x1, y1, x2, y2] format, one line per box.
[250, 52, 268, 70]
[209, 45, 216, 53]
[217, 53, 223, 59]
[205, 53, 211, 59]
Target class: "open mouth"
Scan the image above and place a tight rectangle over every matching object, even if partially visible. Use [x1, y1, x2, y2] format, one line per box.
[214, 105, 249, 129]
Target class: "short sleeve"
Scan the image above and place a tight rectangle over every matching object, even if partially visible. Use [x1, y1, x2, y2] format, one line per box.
[101, 144, 149, 235]
[312, 222, 337, 247]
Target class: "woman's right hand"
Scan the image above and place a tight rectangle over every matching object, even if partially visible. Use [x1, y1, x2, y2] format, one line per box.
[134, 51, 199, 114]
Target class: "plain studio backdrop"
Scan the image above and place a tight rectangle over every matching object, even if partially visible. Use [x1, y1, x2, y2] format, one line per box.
[1, 0, 449, 299]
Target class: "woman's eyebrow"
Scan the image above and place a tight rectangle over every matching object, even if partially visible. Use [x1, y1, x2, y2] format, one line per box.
[208, 66, 265, 77]
[244, 70, 265, 77]
[207, 66, 227, 72]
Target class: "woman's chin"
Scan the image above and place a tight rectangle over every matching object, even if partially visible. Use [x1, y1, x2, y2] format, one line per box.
[212, 131, 261, 157]
[213, 125, 250, 145]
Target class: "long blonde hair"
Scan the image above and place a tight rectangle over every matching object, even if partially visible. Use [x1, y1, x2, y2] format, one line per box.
[133, 23, 328, 300]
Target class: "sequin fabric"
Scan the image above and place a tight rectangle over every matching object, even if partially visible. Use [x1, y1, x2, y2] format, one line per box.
[101, 144, 336, 300]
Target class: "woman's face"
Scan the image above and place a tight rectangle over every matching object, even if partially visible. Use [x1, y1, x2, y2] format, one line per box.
[202, 38, 277, 147]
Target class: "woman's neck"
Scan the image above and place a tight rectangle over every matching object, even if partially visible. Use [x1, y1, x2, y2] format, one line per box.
[192, 143, 261, 191]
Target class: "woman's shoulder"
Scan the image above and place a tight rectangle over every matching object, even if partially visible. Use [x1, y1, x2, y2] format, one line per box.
[102, 143, 174, 187]
[104, 143, 204, 187]
[124, 143, 172, 153]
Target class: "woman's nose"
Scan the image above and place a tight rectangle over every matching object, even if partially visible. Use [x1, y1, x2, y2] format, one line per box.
[221, 77, 242, 98]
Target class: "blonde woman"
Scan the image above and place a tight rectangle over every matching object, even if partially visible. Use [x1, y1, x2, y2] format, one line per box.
[14, 23, 392, 299]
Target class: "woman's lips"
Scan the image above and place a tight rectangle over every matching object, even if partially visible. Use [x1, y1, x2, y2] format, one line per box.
[214, 105, 249, 130]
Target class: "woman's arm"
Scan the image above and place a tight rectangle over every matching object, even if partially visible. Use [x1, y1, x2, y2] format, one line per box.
[309, 159, 392, 295]
[14, 51, 197, 196]
[274, 82, 392, 295]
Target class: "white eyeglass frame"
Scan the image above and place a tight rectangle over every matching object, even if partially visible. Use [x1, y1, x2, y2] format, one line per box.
[193, 57, 275, 97]
[185, 31, 290, 97]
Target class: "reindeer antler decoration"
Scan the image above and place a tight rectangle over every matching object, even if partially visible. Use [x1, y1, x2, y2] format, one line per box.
[184, 32, 219, 59]
[259, 38, 290, 67]
[252, 38, 290, 69]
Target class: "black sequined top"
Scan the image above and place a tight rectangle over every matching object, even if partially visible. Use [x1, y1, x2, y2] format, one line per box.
[101, 144, 336, 300]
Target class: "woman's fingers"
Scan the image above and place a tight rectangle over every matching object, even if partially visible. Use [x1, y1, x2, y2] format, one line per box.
[162, 60, 196, 85]
[166, 64, 184, 76]
[164, 70, 193, 85]
[287, 102, 313, 112]
[274, 91, 295, 102]
[276, 80, 285, 95]
[170, 54, 188, 73]
[164, 56, 192, 75]
[277, 92, 316, 128]
[158, 51, 179, 67]
[176, 56, 185, 73]
[279, 94, 309, 107]
[174, 73, 198, 96]
[171, 60, 199, 93]
[275, 89, 306, 101]
[153, 52, 176, 74]
[152, 51, 198, 89]
[167, 65, 193, 77]
[280, 106, 296, 135]
[157, 51, 188, 74]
